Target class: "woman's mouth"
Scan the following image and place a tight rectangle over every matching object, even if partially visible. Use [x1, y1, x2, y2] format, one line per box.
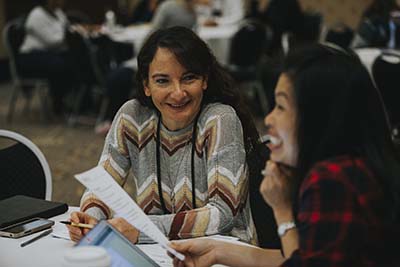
[260, 134, 282, 146]
[167, 100, 191, 110]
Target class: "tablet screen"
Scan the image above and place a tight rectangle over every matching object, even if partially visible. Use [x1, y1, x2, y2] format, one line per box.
[77, 221, 160, 267]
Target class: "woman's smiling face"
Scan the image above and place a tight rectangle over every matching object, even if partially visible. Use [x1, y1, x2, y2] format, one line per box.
[264, 73, 298, 167]
[144, 47, 208, 131]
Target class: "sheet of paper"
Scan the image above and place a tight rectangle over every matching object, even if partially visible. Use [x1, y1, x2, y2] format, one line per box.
[138, 244, 172, 267]
[51, 222, 71, 240]
[75, 166, 185, 261]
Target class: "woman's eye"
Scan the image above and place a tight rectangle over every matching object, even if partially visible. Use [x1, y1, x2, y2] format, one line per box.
[155, 78, 169, 85]
[182, 74, 197, 82]
[276, 104, 285, 111]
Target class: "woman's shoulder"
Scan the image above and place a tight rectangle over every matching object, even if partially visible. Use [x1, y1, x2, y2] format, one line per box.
[198, 103, 242, 134]
[199, 103, 239, 125]
[303, 155, 373, 189]
[201, 103, 238, 118]
[118, 99, 156, 122]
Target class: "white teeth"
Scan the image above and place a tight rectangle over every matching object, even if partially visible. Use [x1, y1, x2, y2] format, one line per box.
[170, 103, 187, 108]
[260, 135, 282, 146]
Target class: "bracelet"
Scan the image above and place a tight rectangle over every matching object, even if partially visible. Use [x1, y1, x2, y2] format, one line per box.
[277, 221, 296, 237]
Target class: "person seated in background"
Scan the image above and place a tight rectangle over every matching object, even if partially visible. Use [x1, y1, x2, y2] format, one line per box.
[94, 66, 135, 135]
[352, 0, 400, 48]
[18, 0, 77, 114]
[170, 44, 400, 267]
[248, 0, 316, 55]
[197, 0, 245, 26]
[68, 26, 268, 245]
[128, 0, 164, 25]
[152, 0, 200, 30]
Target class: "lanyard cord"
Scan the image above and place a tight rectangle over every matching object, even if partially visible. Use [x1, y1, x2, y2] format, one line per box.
[156, 112, 200, 214]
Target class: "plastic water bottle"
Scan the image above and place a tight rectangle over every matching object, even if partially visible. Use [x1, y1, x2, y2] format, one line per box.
[105, 10, 116, 32]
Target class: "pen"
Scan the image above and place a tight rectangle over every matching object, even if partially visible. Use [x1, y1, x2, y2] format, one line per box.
[20, 228, 53, 247]
[59, 221, 94, 229]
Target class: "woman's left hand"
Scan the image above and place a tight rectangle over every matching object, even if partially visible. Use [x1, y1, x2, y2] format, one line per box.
[260, 160, 294, 216]
[108, 217, 140, 244]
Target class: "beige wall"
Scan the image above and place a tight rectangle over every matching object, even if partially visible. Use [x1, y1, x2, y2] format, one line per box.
[0, 0, 6, 59]
[300, 0, 373, 29]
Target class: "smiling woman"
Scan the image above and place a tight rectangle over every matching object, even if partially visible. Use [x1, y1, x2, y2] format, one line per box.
[143, 47, 207, 131]
[68, 26, 267, 245]
[170, 44, 400, 267]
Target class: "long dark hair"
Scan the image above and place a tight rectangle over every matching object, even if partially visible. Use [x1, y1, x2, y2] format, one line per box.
[136, 26, 265, 178]
[282, 43, 400, 223]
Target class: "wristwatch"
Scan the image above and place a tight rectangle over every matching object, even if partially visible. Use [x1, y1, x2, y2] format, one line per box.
[277, 221, 296, 237]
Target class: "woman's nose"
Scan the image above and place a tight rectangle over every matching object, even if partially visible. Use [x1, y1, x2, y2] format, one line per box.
[170, 82, 186, 99]
[264, 112, 273, 127]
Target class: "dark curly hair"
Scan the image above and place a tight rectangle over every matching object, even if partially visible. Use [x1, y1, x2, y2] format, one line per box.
[136, 26, 267, 180]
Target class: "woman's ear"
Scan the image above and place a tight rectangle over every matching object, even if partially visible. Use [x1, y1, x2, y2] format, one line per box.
[202, 76, 208, 91]
[143, 80, 151, 96]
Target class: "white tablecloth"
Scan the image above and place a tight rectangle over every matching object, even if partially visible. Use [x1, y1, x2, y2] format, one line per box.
[108, 24, 239, 66]
[0, 207, 241, 266]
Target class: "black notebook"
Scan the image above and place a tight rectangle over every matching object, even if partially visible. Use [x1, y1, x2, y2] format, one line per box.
[0, 195, 68, 228]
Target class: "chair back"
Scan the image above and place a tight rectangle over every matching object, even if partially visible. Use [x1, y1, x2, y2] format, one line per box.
[325, 26, 354, 49]
[372, 52, 400, 138]
[67, 32, 115, 88]
[229, 20, 270, 68]
[2, 17, 26, 84]
[0, 130, 52, 201]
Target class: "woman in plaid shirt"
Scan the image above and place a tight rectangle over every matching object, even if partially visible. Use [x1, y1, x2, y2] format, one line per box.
[171, 44, 400, 267]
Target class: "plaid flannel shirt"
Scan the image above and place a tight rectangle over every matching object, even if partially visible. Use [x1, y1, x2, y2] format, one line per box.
[282, 155, 389, 267]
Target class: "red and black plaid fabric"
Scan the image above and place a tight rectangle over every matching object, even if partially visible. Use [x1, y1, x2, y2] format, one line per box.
[282, 155, 390, 267]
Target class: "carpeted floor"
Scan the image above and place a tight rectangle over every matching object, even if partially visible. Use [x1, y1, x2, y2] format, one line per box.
[0, 81, 267, 206]
[0, 82, 106, 206]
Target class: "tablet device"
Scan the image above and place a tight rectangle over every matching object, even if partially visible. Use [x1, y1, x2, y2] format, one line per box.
[76, 220, 160, 267]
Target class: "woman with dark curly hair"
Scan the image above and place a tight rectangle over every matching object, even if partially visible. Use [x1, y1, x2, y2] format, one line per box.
[68, 26, 268, 246]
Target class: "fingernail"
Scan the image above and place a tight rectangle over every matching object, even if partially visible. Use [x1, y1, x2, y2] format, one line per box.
[261, 169, 267, 176]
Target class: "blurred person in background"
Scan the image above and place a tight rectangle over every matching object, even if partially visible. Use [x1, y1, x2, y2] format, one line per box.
[152, 0, 199, 30]
[196, 0, 245, 26]
[18, 0, 77, 114]
[128, 0, 164, 24]
[352, 0, 400, 48]
[247, 0, 311, 55]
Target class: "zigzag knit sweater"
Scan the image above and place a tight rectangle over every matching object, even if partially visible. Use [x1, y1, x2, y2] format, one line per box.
[81, 99, 257, 244]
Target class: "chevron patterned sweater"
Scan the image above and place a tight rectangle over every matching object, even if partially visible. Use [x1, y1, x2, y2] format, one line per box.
[81, 100, 256, 244]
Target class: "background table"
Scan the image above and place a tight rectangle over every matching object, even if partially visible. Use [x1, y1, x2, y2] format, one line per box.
[108, 24, 239, 66]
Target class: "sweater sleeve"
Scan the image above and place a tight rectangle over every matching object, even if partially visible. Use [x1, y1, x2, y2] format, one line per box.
[80, 102, 133, 218]
[139, 109, 250, 242]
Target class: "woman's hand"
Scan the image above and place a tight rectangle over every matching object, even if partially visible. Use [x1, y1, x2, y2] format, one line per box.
[260, 160, 294, 220]
[67, 211, 98, 242]
[170, 239, 218, 267]
[108, 217, 139, 244]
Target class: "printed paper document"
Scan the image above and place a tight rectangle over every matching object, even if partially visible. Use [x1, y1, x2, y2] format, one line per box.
[75, 166, 185, 260]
